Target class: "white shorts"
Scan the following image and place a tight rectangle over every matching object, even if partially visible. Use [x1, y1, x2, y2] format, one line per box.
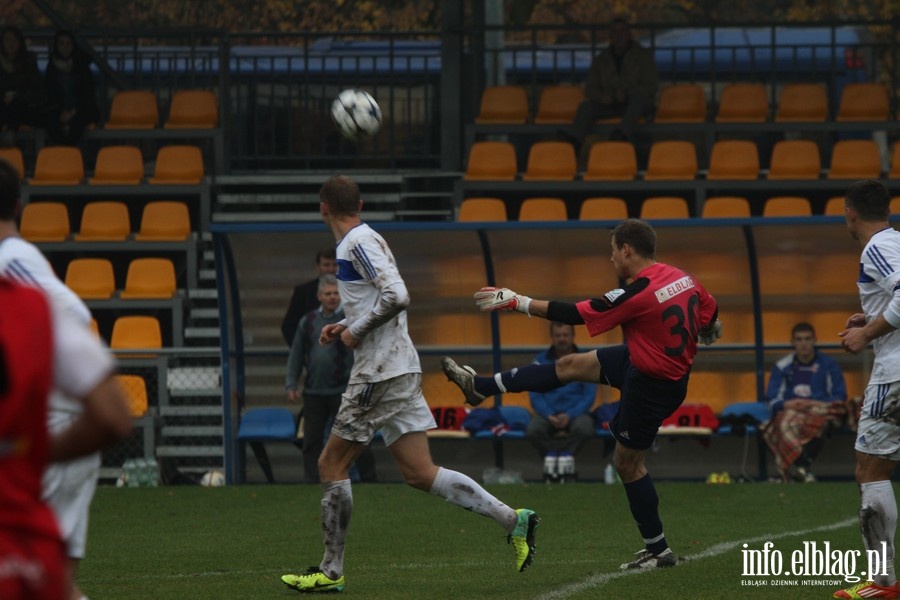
[41, 452, 100, 559]
[332, 373, 437, 446]
[855, 382, 900, 461]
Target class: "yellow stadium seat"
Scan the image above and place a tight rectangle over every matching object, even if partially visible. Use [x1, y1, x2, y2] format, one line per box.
[89, 145, 144, 185]
[29, 146, 83, 185]
[149, 145, 204, 184]
[701, 196, 751, 218]
[640, 196, 689, 219]
[763, 196, 812, 217]
[706, 140, 759, 180]
[836, 83, 890, 122]
[654, 84, 707, 123]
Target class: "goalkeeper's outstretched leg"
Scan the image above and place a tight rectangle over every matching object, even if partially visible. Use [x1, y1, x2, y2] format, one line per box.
[441, 350, 603, 406]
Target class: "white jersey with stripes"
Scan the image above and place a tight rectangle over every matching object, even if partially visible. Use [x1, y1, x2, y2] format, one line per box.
[858, 227, 900, 384]
[335, 223, 421, 384]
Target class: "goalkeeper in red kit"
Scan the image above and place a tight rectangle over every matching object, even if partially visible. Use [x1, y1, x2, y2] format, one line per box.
[442, 219, 721, 570]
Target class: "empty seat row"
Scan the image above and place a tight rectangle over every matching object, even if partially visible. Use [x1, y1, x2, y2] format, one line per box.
[459, 195, 900, 221]
[0, 145, 205, 185]
[105, 89, 219, 130]
[464, 139, 899, 182]
[20, 200, 191, 242]
[66, 257, 177, 300]
[476, 82, 891, 124]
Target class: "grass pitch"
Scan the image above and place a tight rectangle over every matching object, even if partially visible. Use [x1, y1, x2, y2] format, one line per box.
[80, 481, 885, 599]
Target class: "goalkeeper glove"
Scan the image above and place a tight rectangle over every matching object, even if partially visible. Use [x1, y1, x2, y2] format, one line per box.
[698, 320, 722, 345]
[473, 287, 532, 316]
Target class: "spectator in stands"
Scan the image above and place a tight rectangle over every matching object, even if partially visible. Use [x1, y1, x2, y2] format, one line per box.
[561, 17, 658, 146]
[0, 26, 46, 141]
[44, 29, 101, 146]
[763, 322, 847, 483]
[281, 248, 338, 346]
[835, 179, 900, 600]
[285, 274, 376, 484]
[0, 158, 133, 600]
[526, 322, 597, 481]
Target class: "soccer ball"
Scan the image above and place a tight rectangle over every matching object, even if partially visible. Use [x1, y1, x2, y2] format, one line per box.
[331, 89, 382, 140]
[200, 469, 225, 487]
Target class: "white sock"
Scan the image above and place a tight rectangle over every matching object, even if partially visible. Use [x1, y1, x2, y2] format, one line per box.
[319, 479, 352, 580]
[860, 480, 896, 586]
[429, 467, 517, 532]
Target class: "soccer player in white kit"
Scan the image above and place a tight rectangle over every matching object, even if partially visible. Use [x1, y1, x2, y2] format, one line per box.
[281, 175, 539, 594]
[836, 179, 899, 600]
[0, 158, 130, 600]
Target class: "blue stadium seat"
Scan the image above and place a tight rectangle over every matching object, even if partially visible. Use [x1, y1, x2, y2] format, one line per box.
[237, 408, 299, 483]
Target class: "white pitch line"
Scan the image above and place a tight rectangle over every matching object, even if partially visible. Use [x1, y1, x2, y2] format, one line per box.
[535, 516, 858, 600]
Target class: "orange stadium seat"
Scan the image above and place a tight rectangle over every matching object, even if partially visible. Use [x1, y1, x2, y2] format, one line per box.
[518, 197, 567, 221]
[105, 90, 159, 129]
[579, 197, 628, 220]
[149, 145, 204, 184]
[521, 141, 577, 181]
[121, 258, 177, 299]
[654, 84, 707, 123]
[701, 196, 751, 218]
[19, 202, 70, 242]
[583, 141, 637, 180]
[29, 146, 83, 185]
[763, 196, 812, 217]
[463, 141, 517, 181]
[0, 147, 25, 180]
[89, 145, 144, 185]
[767, 140, 820, 180]
[827, 140, 882, 180]
[135, 201, 191, 241]
[836, 83, 890, 122]
[645, 141, 697, 180]
[706, 140, 759, 180]
[164, 90, 218, 129]
[64, 258, 116, 299]
[75, 201, 130, 241]
[775, 83, 828, 122]
[715, 83, 768, 122]
[474, 86, 528, 124]
[458, 197, 507, 222]
[533, 85, 585, 124]
[640, 196, 689, 219]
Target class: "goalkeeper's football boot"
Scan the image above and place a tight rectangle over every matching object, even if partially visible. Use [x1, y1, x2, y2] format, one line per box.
[620, 547, 677, 570]
[441, 357, 486, 407]
[833, 581, 899, 599]
[281, 566, 345, 593]
[508, 508, 540, 572]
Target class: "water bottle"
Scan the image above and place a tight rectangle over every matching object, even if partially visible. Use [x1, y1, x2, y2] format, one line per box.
[604, 463, 616, 485]
[543, 451, 558, 483]
[558, 452, 574, 483]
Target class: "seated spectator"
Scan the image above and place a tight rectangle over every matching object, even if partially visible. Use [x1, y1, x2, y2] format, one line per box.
[561, 17, 658, 147]
[0, 26, 46, 139]
[526, 322, 598, 482]
[44, 30, 100, 145]
[763, 322, 848, 482]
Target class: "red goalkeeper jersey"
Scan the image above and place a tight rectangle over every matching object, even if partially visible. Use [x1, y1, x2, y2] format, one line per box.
[0, 278, 60, 544]
[576, 262, 718, 381]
